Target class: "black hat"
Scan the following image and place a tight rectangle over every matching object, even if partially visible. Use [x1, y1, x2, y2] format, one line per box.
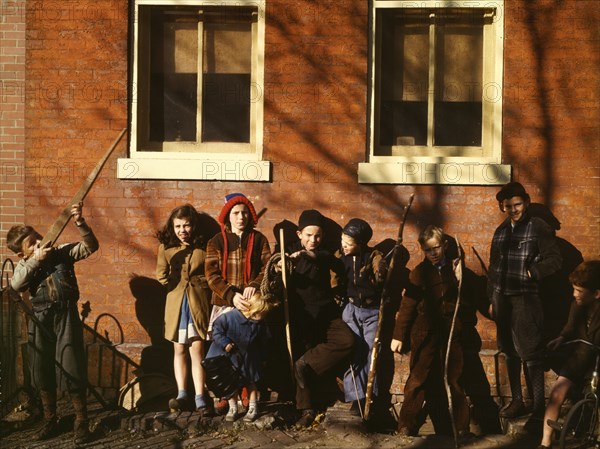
[496, 182, 530, 203]
[298, 209, 323, 230]
[342, 218, 373, 245]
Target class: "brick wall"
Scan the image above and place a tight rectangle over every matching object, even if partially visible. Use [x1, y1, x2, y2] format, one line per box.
[2, 0, 598, 399]
[0, 0, 26, 264]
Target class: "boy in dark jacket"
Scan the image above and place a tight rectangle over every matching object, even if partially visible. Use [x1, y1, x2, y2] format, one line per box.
[488, 182, 562, 423]
[288, 209, 354, 427]
[390, 225, 470, 437]
[338, 218, 387, 416]
[7, 202, 99, 444]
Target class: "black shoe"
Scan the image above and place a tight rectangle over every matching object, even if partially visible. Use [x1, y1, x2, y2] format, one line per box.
[398, 426, 417, 437]
[198, 398, 215, 417]
[499, 400, 527, 418]
[35, 418, 59, 440]
[295, 409, 316, 428]
[294, 358, 309, 389]
[73, 419, 91, 445]
[349, 400, 363, 417]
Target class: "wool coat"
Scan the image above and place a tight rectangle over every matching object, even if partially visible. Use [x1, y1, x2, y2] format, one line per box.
[157, 242, 212, 342]
[206, 308, 269, 384]
[205, 230, 271, 306]
[392, 258, 475, 434]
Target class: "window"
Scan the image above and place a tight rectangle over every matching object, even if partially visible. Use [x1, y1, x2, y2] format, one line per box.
[118, 1, 270, 181]
[359, 1, 510, 185]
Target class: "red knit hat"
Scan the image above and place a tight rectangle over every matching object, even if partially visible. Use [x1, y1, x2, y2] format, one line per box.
[218, 193, 259, 228]
[217, 193, 258, 284]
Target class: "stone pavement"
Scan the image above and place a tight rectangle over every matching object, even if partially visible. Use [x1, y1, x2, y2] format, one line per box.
[1, 399, 542, 449]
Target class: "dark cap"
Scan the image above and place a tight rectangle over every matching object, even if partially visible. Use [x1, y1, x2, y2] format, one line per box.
[496, 182, 530, 203]
[342, 218, 373, 246]
[298, 209, 323, 230]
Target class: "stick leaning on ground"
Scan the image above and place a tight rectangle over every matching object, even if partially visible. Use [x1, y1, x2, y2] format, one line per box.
[444, 238, 464, 449]
[279, 228, 295, 382]
[363, 193, 414, 421]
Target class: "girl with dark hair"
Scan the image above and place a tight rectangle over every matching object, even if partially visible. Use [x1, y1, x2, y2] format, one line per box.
[156, 204, 213, 414]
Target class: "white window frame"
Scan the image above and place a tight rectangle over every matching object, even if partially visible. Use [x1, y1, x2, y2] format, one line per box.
[359, 0, 510, 185]
[118, 0, 270, 181]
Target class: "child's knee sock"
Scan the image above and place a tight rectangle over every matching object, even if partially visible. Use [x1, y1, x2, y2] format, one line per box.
[39, 390, 57, 421]
[228, 397, 238, 413]
[526, 361, 546, 412]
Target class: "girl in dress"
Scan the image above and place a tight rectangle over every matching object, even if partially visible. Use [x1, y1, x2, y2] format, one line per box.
[156, 204, 213, 414]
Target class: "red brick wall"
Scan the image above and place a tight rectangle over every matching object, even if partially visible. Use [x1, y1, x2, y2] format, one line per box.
[0, 0, 26, 264]
[5, 0, 600, 396]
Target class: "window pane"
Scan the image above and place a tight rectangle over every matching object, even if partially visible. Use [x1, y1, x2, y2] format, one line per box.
[434, 14, 483, 146]
[149, 12, 198, 142]
[378, 11, 428, 146]
[202, 22, 251, 143]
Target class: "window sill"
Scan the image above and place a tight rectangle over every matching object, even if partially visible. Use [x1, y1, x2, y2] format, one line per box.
[117, 158, 271, 181]
[358, 161, 511, 185]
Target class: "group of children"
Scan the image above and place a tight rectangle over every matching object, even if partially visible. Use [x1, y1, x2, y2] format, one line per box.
[7, 185, 600, 449]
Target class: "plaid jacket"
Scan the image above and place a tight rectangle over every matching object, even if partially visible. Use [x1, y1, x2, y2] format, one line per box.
[489, 213, 562, 296]
[205, 230, 271, 306]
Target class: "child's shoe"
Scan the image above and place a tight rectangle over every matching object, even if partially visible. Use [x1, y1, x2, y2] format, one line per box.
[215, 398, 229, 415]
[168, 396, 189, 412]
[243, 403, 259, 422]
[295, 409, 316, 428]
[35, 417, 59, 440]
[225, 407, 240, 422]
[73, 419, 92, 445]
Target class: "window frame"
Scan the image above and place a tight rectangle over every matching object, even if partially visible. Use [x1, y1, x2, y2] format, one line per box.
[119, 0, 270, 181]
[359, 0, 510, 185]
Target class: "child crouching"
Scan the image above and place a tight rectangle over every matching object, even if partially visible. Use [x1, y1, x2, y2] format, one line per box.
[204, 293, 278, 422]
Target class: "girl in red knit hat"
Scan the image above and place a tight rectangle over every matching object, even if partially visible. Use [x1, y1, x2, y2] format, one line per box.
[205, 193, 271, 417]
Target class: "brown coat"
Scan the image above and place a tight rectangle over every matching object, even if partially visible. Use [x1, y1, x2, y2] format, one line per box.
[157, 243, 212, 342]
[205, 230, 271, 306]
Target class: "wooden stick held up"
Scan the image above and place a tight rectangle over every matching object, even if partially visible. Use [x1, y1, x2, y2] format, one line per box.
[40, 128, 127, 248]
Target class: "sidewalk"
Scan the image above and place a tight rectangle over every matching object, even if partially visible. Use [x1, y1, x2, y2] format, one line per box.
[1, 399, 540, 449]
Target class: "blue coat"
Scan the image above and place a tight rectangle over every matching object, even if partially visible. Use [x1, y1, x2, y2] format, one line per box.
[206, 308, 269, 384]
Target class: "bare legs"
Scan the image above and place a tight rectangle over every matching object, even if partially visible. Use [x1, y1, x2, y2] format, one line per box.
[173, 339, 206, 408]
[189, 339, 206, 397]
[540, 376, 574, 447]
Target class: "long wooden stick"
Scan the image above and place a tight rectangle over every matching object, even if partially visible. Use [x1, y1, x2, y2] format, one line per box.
[40, 128, 127, 247]
[444, 237, 463, 448]
[363, 193, 414, 421]
[279, 228, 294, 380]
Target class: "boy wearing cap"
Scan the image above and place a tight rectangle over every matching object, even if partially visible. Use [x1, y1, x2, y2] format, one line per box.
[338, 218, 387, 416]
[488, 182, 562, 424]
[287, 209, 355, 427]
[7, 203, 98, 444]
